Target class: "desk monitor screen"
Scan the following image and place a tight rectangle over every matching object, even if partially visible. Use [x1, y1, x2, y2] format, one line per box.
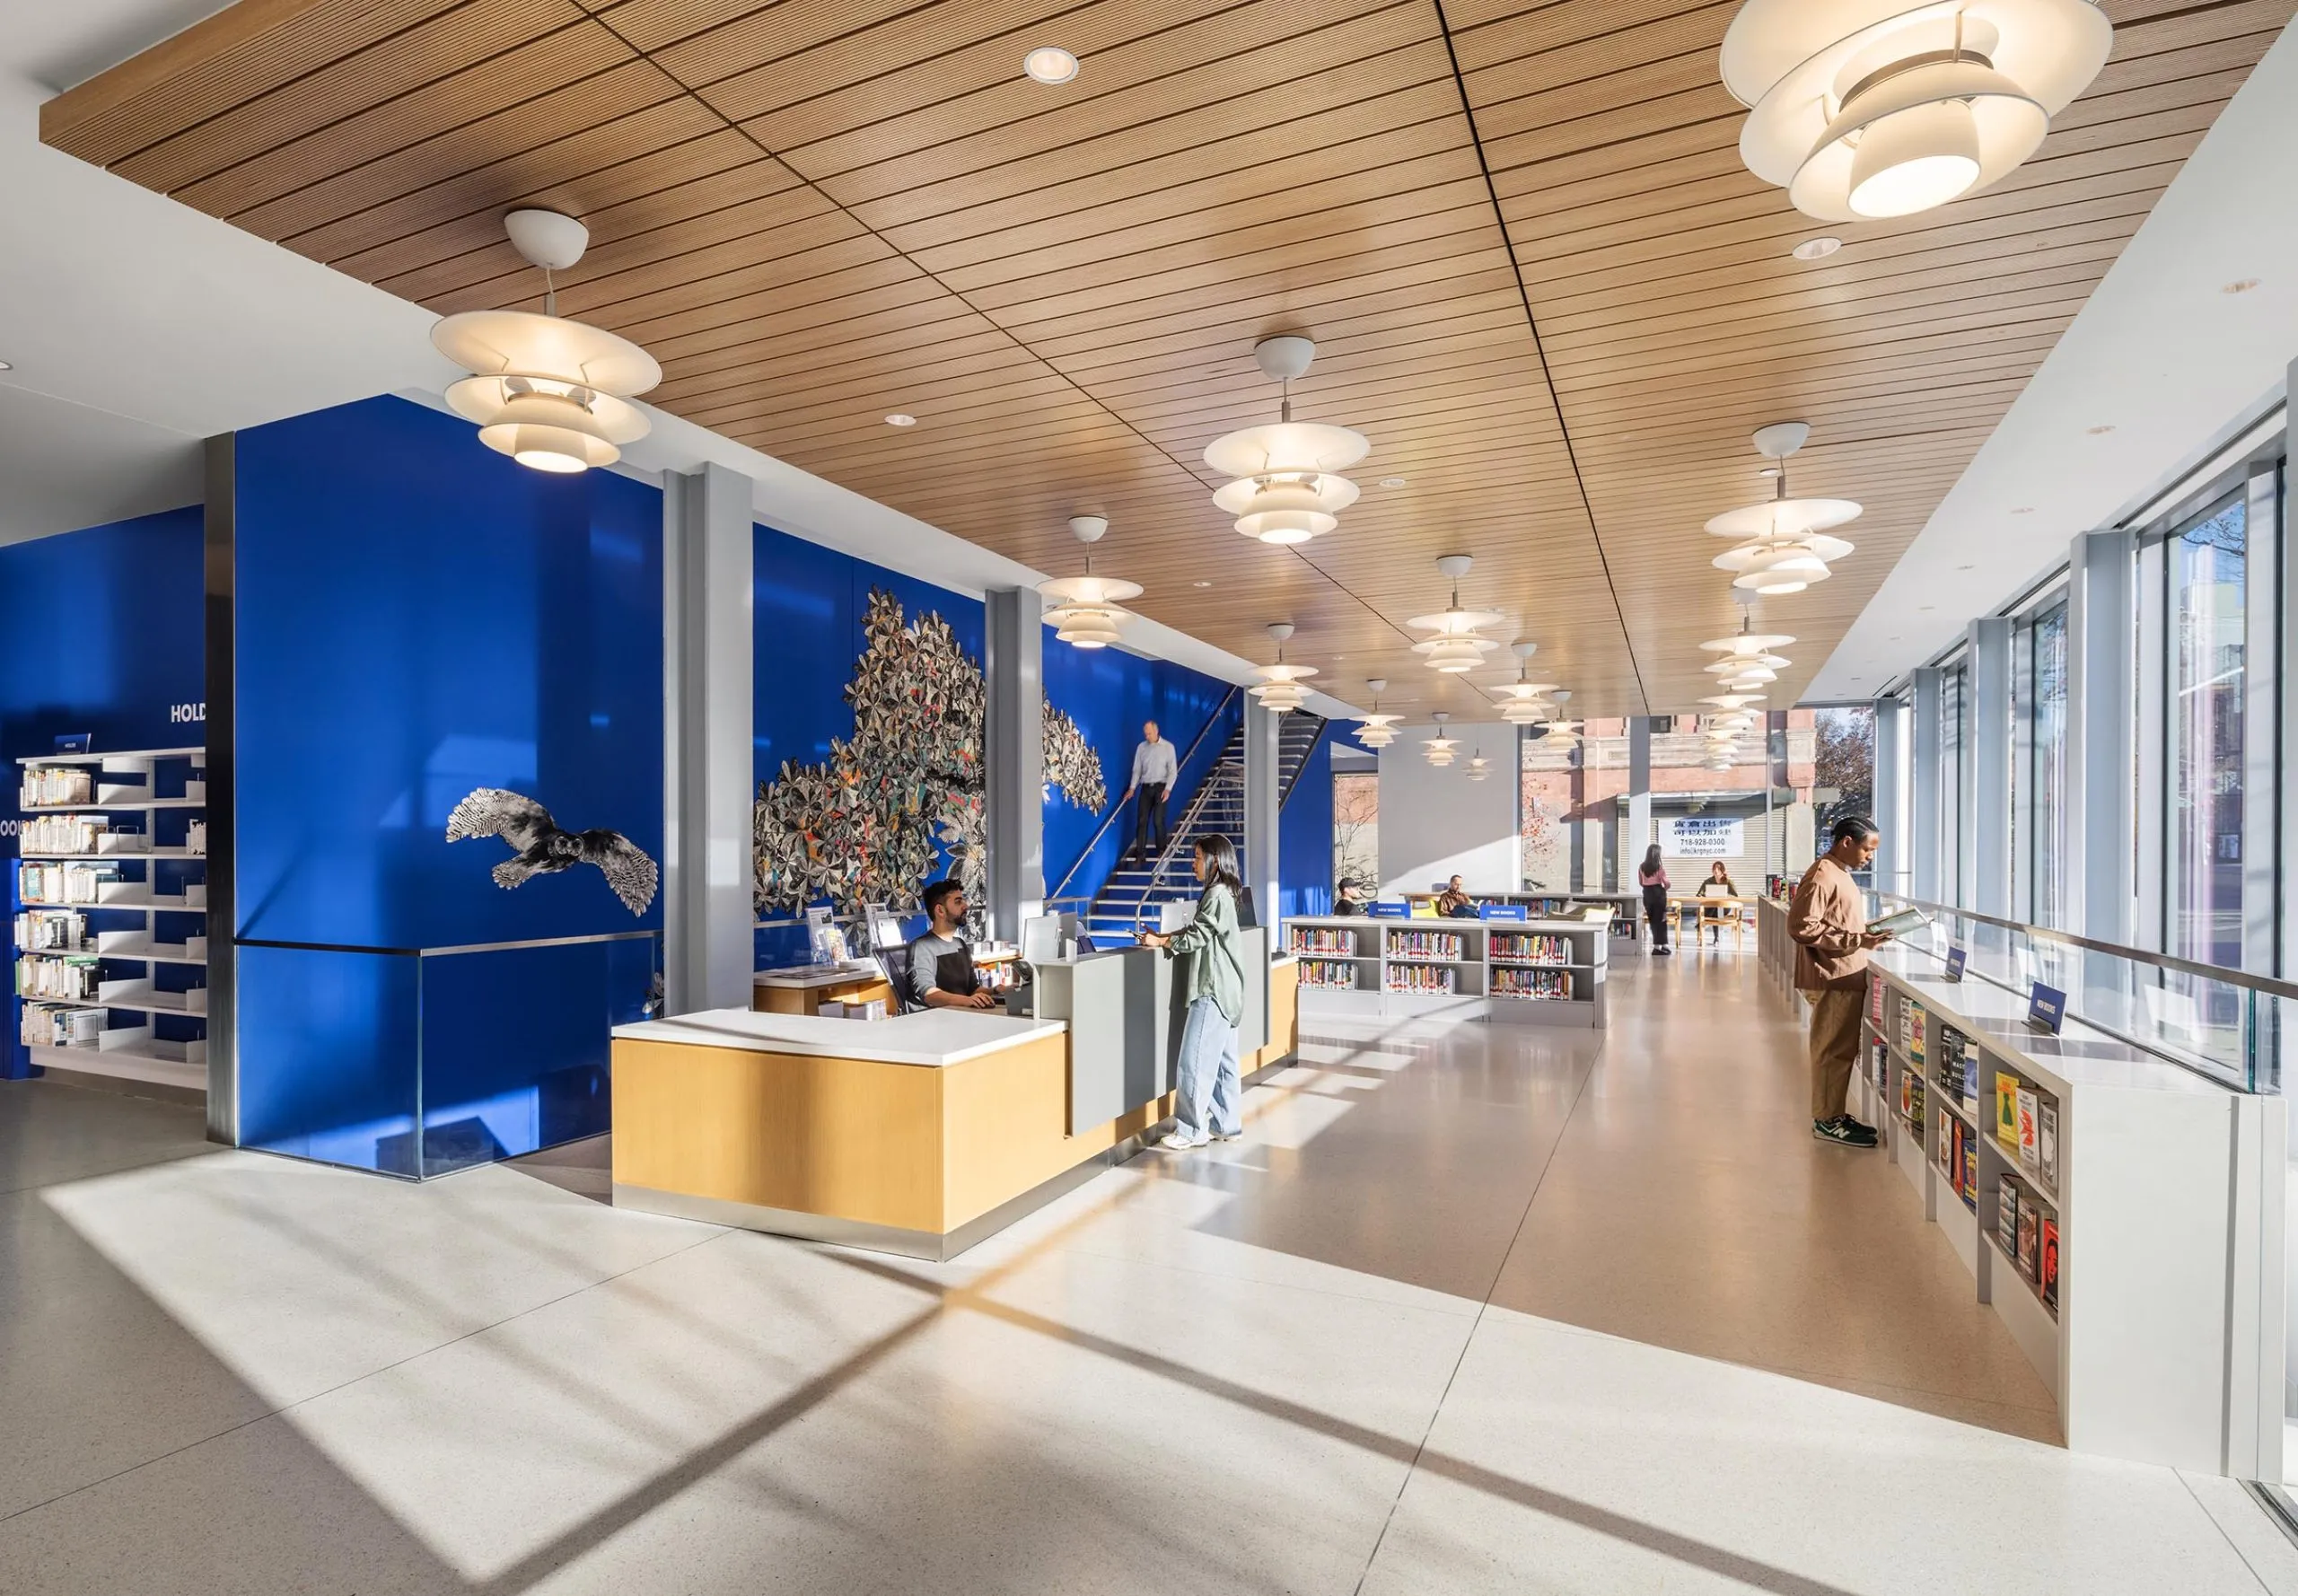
[1021, 915, 1062, 964]
[866, 905, 907, 952]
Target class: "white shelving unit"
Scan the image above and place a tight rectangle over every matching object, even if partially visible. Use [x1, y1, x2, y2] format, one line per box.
[1283, 915, 1608, 1028]
[1848, 950, 2277, 1474]
[13, 746, 208, 1092]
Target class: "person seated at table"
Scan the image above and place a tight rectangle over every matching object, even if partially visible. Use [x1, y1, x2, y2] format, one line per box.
[907, 880, 996, 1011]
[1694, 861, 1739, 944]
[1436, 874, 1480, 918]
[1334, 879, 1368, 916]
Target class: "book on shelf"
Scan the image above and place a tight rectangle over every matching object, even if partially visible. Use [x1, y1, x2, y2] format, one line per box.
[1387, 930, 1463, 961]
[1961, 1134, 1978, 1210]
[1299, 960, 1360, 991]
[18, 1001, 103, 1048]
[1906, 1074, 1926, 1127]
[1871, 1037, 1888, 1092]
[1869, 974, 1886, 1026]
[2036, 1098, 2057, 1189]
[1997, 1175, 2021, 1257]
[16, 861, 123, 905]
[1907, 1002, 1925, 1065]
[19, 768, 95, 808]
[2015, 1085, 2040, 1174]
[1289, 927, 1358, 956]
[13, 909, 89, 951]
[1384, 963, 1457, 995]
[2040, 1217, 2059, 1310]
[1995, 1069, 2022, 1153]
[16, 953, 101, 1001]
[2016, 1194, 2041, 1282]
[1492, 968, 1571, 1001]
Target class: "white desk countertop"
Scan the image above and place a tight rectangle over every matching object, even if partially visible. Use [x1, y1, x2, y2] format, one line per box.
[612, 1007, 1066, 1068]
[751, 963, 885, 989]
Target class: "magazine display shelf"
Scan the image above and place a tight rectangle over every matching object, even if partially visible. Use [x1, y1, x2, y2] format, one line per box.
[12, 747, 208, 1092]
[1848, 948, 2275, 1474]
[1282, 916, 1607, 1028]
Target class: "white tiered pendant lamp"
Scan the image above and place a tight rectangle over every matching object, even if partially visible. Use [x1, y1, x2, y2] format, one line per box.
[1423, 712, 1458, 768]
[1355, 680, 1401, 750]
[1037, 515, 1142, 650]
[1205, 337, 1368, 546]
[1249, 624, 1316, 715]
[1409, 555, 1504, 674]
[1721, 0, 2111, 221]
[1539, 690, 1580, 751]
[1466, 744, 1492, 783]
[1492, 643, 1557, 727]
[433, 210, 662, 474]
[1710, 423, 1859, 597]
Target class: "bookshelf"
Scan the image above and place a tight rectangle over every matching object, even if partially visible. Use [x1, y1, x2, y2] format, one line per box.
[12, 747, 208, 1092]
[1283, 915, 1607, 1027]
[1847, 952, 2271, 1473]
[1403, 890, 1644, 959]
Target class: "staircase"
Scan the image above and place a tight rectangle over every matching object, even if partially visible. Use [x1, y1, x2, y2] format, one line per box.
[1081, 714, 1327, 942]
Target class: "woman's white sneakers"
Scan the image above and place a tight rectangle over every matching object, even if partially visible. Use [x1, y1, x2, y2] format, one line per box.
[1158, 1131, 1206, 1151]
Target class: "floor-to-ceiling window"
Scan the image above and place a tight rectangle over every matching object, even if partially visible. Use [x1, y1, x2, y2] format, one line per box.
[1940, 664, 1966, 906]
[2165, 492, 2246, 968]
[2030, 601, 2070, 926]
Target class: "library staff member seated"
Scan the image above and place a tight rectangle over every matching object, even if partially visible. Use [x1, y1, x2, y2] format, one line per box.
[908, 880, 996, 1011]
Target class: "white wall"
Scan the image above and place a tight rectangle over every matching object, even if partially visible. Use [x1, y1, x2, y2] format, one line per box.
[1377, 729, 1521, 897]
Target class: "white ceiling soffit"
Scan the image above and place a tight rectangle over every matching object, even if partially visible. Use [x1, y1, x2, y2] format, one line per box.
[0, 19, 1354, 715]
[1811, 22, 2298, 700]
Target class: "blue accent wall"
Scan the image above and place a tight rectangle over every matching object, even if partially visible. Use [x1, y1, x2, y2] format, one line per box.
[1040, 642, 1234, 910]
[1279, 727, 1335, 919]
[0, 508, 205, 1078]
[231, 395, 663, 1175]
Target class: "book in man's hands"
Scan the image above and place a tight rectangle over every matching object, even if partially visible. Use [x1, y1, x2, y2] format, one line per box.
[1865, 907, 1932, 938]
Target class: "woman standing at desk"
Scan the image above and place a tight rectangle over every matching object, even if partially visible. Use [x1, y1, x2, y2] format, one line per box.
[1139, 834, 1247, 1151]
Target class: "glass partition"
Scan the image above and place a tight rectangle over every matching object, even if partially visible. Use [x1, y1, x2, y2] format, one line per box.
[2166, 492, 2248, 969]
[2030, 602, 2069, 927]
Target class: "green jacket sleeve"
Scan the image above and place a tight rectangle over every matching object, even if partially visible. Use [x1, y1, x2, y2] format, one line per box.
[1161, 885, 1234, 954]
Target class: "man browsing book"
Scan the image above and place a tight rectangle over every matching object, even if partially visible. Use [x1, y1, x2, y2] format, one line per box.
[1789, 815, 1892, 1147]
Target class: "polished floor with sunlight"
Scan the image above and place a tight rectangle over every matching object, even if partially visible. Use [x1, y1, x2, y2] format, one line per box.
[3, 951, 2293, 1594]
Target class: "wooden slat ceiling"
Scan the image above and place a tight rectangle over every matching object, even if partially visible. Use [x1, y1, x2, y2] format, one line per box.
[43, 0, 2294, 719]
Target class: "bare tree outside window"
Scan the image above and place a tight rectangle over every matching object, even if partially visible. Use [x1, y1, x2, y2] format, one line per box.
[1811, 706, 1876, 837]
[1334, 771, 1378, 892]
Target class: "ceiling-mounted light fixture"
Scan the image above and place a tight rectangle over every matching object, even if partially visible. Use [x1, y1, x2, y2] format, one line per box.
[1492, 642, 1557, 726]
[1249, 623, 1316, 715]
[1355, 678, 1400, 749]
[1721, 0, 2111, 222]
[433, 210, 662, 474]
[1022, 45, 1079, 83]
[1205, 337, 1368, 547]
[1037, 514, 1143, 651]
[1709, 422, 1859, 594]
[1699, 616, 1797, 659]
[1423, 712, 1457, 767]
[1466, 745, 1492, 782]
[1409, 555, 1504, 674]
[1538, 690, 1581, 751]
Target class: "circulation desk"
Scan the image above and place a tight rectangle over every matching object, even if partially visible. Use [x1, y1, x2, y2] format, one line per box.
[611, 944, 1299, 1259]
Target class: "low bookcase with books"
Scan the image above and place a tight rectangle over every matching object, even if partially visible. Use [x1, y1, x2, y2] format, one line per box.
[1849, 950, 2273, 1474]
[11, 747, 208, 1092]
[1281, 915, 1607, 1027]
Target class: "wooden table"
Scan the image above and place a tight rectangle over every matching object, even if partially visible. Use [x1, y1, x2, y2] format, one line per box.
[1668, 893, 1760, 945]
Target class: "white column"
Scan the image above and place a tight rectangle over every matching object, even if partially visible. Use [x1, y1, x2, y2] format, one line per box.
[662, 461, 755, 1015]
[985, 587, 1045, 942]
[1623, 716, 1653, 889]
[2242, 460, 2280, 977]
[1909, 666, 1943, 902]
[1967, 616, 2013, 917]
[1244, 698, 1280, 925]
[1873, 697, 1910, 898]
[2065, 527, 2136, 944]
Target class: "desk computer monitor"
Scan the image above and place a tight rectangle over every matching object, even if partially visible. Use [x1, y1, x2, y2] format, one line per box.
[1021, 915, 1063, 964]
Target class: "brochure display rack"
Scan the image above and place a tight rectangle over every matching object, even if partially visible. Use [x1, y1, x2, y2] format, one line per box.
[12, 747, 208, 1092]
[1283, 914, 1607, 1027]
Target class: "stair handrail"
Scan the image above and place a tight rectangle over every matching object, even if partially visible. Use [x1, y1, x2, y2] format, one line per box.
[1277, 715, 1332, 812]
[1047, 686, 1243, 907]
[1127, 751, 1243, 927]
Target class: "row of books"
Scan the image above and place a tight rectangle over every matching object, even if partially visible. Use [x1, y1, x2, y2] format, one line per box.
[13, 908, 89, 951]
[1491, 934, 1574, 965]
[19, 768, 95, 808]
[1298, 960, 1362, 990]
[1385, 965, 1457, 995]
[1387, 931, 1463, 961]
[1996, 1175, 2061, 1312]
[15, 954, 100, 1001]
[15, 862, 120, 905]
[1493, 969, 1573, 1001]
[18, 1002, 102, 1048]
[1289, 928, 1358, 956]
[187, 819, 208, 855]
[1993, 1070, 2060, 1190]
[1935, 1109, 1980, 1212]
[18, 815, 130, 855]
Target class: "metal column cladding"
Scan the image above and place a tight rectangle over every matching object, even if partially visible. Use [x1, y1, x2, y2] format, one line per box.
[1967, 617, 2013, 918]
[985, 587, 1046, 941]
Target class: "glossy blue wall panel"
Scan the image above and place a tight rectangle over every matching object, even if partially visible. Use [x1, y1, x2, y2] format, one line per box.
[0, 507, 204, 1076]
[1040, 642, 1234, 907]
[1278, 729, 1335, 919]
[233, 396, 664, 951]
[236, 944, 421, 1176]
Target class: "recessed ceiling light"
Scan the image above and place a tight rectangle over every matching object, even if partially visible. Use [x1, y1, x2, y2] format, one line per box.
[1379, 476, 1408, 487]
[1022, 46, 1079, 84]
[1918, 605, 1935, 612]
[2086, 425, 2115, 435]
[1192, 580, 1212, 588]
[1792, 236, 1843, 261]
[1956, 564, 1974, 571]
[2223, 278, 2260, 294]
[885, 413, 917, 427]
[2011, 506, 2034, 514]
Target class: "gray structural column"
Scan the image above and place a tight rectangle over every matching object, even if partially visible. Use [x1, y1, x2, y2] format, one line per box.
[201, 434, 240, 1144]
[1909, 667, 1943, 902]
[1873, 696, 1909, 899]
[984, 587, 1045, 942]
[1620, 715, 1653, 889]
[2064, 527, 2136, 944]
[1244, 697, 1280, 924]
[662, 462, 756, 1016]
[1967, 617, 2013, 917]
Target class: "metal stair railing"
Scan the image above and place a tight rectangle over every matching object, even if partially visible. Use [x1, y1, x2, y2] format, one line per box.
[1277, 715, 1330, 811]
[1048, 686, 1242, 911]
[1118, 753, 1245, 930]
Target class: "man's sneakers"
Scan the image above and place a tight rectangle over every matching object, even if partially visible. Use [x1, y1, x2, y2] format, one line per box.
[1812, 1114, 1879, 1147]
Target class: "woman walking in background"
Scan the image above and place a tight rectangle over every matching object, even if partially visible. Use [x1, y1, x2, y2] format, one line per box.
[1140, 834, 1248, 1150]
[1639, 843, 1671, 955]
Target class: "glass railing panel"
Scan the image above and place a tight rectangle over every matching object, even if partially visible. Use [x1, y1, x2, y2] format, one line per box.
[236, 943, 423, 1177]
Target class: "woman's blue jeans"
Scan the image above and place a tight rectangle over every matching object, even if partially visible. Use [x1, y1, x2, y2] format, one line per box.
[1173, 995, 1242, 1140]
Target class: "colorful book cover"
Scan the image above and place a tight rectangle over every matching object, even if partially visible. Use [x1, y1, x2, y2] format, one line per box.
[2017, 1087, 2039, 1173]
[1909, 1076, 1926, 1125]
[2016, 1200, 2041, 1281]
[1995, 1070, 2021, 1153]
[1996, 1178, 2020, 1255]
[1899, 1065, 1911, 1119]
[1961, 1136, 1978, 1209]
[1910, 1004, 1925, 1065]
[1961, 1045, 1978, 1108]
[1936, 1109, 1955, 1179]
[2040, 1217, 2059, 1310]
[2037, 1098, 2057, 1189]
[1870, 976, 1885, 1025]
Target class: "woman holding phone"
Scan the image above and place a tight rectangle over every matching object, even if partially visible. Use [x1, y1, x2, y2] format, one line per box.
[1140, 834, 1248, 1150]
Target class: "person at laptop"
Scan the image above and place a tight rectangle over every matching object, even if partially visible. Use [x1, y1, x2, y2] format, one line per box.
[1436, 875, 1479, 918]
[908, 880, 996, 1011]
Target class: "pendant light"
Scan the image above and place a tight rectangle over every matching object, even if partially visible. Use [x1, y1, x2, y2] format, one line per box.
[1423, 712, 1458, 767]
[1709, 423, 1858, 595]
[1249, 623, 1316, 715]
[1492, 643, 1557, 726]
[1722, 0, 2111, 222]
[1699, 616, 1797, 660]
[1037, 515, 1143, 650]
[1539, 690, 1581, 751]
[433, 210, 662, 474]
[1466, 744, 1492, 782]
[1205, 338, 1368, 546]
[1408, 555, 1504, 674]
[1355, 679, 1401, 749]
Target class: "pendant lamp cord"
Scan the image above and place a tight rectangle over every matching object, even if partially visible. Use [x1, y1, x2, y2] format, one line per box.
[543, 267, 557, 318]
